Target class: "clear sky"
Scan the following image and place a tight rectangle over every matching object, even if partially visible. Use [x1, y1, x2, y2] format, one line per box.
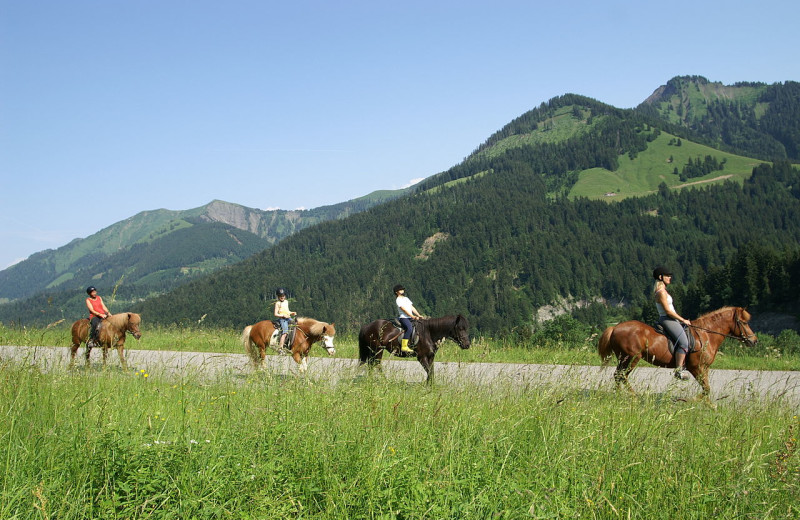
[1, 0, 797, 270]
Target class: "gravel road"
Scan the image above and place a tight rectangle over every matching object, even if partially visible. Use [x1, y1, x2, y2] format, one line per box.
[2, 345, 798, 406]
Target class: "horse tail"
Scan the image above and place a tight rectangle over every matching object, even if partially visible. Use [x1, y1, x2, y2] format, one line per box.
[241, 326, 258, 363]
[597, 325, 615, 366]
[357, 326, 371, 364]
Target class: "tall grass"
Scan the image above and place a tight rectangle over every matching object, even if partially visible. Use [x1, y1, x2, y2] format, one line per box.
[1, 361, 797, 519]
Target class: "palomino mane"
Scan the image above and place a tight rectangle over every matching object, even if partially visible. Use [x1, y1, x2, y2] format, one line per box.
[106, 312, 135, 329]
[692, 306, 741, 328]
[296, 317, 333, 336]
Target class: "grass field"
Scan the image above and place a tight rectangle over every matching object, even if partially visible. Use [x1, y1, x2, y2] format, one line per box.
[1, 355, 797, 519]
[1, 324, 799, 518]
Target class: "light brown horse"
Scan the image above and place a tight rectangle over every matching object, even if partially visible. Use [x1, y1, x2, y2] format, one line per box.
[241, 317, 336, 374]
[70, 313, 142, 370]
[598, 306, 757, 399]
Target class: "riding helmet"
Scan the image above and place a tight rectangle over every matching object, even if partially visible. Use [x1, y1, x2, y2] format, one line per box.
[652, 266, 673, 280]
[393, 284, 405, 294]
[86, 286, 97, 295]
[276, 288, 287, 298]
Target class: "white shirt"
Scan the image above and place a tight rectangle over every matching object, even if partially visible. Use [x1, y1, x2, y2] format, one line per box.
[396, 295, 414, 318]
[655, 289, 675, 318]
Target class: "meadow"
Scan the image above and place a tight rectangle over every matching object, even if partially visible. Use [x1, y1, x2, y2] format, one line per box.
[0, 324, 799, 518]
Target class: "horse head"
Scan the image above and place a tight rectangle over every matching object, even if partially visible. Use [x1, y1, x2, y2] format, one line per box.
[734, 308, 757, 347]
[320, 323, 336, 356]
[450, 314, 471, 350]
[126, 313, 143, 340]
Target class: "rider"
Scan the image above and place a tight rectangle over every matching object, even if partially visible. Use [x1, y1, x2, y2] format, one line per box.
[652, 267, 692, 380]
[85, 286, 111, 348]
[273, 288, 296, 352]
[394, 284, 423, 354]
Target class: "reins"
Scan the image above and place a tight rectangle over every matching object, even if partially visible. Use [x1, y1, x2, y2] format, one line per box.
[687, 315, 755, 343]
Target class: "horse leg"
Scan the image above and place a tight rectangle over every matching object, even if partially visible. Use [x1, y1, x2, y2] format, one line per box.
[258, 344, 266, 369]
[419, 353, 435, 385]
[614, 355, 637, 394]
[117, 339, 128, 371]
[292, 348, 309, 375]
[687, 365, 714, 405]
[70, 341, 80, 367]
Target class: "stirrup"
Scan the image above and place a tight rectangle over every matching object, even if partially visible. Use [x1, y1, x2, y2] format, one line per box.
[674, 367, 689, 381]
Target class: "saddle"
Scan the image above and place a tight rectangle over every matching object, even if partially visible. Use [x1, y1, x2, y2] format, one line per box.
[653, 322, 696, 354]
[269, 320, 297, 351]
[387, 318, 419, 348]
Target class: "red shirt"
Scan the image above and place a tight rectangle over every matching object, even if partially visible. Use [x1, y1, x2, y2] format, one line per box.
[87, 296, 106, 318]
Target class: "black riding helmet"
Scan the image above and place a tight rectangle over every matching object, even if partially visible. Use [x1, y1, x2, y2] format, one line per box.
[393, 284, 405, 294]
[276, 288, 287, 298]
[652, 266, 673, 280]
[86, 286, 97, 295]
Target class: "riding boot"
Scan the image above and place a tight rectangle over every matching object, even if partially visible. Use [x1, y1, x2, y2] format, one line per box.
[400, 338, 414, 354]
[279, 334, 289, 353]
[673, 352, 689, 380]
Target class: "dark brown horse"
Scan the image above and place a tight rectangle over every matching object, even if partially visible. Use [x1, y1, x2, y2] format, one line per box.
[242, 317, 336, 374]
[70, 313, 143, 370]
[358, 315, 471, 384]
[598, 306, 757, 398]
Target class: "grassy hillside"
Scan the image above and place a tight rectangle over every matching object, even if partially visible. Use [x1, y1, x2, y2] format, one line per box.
[571, 131, 766, 199]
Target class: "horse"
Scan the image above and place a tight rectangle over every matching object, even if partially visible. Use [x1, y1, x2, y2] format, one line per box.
[241, 317, 336, 374]
[597, 306, 757, 399]
[358, 314, 471, 384]
[70, 312, 143, 370]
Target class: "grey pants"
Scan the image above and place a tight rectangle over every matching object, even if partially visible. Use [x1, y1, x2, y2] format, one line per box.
[659, 316, 689, 354]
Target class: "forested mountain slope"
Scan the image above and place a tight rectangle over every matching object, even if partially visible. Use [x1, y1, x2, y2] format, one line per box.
[119, 160, 800, 335]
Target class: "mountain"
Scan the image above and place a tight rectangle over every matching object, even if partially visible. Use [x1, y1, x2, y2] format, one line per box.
[637, 76, 800, 161]
[2, 77, 798, 333]
[0, 190, 409, 304]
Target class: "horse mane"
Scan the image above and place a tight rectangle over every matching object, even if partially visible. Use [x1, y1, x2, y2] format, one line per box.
[105, 312, 140, 329]
[296, 317, 332, 336]
[693, 306, 740, 328]
[419, 315, 460, 332]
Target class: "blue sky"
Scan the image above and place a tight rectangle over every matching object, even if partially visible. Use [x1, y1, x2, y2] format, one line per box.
[1, 0, 798, 270]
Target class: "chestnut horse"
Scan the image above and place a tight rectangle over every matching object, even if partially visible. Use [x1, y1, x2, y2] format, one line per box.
[358, 314, 471, 384]
[241, 317, 336, 374]
[70, 313, 143, 370]
[598, 306, 757, 398]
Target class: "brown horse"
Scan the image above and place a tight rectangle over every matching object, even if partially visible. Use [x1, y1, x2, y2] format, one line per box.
[241, 317, 336, 374]
[598, 306, 757, 398]
[358, 315, 471, 384]
[70, 313, 143, 370]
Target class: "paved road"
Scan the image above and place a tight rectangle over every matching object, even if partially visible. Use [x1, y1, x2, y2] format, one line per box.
[2, 345, 798, 406]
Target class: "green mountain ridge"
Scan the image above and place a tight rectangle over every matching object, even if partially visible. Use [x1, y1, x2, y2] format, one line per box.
[0, 189, 409, 303]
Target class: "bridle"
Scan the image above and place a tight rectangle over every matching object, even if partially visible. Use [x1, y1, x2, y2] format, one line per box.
[688, 311, 756, 344]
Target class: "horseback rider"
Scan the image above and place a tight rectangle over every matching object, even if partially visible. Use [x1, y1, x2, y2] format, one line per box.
[394, 284, 423, 354]
[652, 267, 692, 380]
[85, 286, 111, 348]
[273, 288, 296, 352]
